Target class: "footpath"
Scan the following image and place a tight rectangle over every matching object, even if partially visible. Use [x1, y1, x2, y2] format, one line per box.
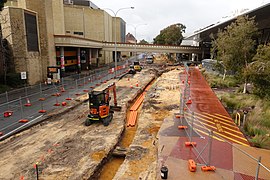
[157, 67, 270, 180]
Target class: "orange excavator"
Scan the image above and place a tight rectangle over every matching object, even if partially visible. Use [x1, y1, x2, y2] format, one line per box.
[85, 82, 121, 126]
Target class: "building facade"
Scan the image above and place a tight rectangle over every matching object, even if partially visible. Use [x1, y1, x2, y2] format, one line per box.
[1, 0, 126, 84]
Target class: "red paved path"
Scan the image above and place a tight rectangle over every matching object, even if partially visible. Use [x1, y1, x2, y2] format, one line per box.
[157, 67, 270, 180]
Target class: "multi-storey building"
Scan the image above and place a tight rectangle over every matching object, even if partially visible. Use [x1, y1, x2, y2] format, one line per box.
[1, 0, 126, 84]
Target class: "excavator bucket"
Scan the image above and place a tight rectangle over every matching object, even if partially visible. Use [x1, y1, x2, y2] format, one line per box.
[110, 105, 122, 111]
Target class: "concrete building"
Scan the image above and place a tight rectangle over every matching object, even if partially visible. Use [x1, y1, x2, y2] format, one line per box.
[1, 0, 127, 85]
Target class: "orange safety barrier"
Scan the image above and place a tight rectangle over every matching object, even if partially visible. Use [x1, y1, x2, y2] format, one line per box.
[39, 109, 46, 113]
[19, 119, 29, 123]
[39, 97, 45, 101]
[188, 159, 197, 172]
[201, 166, 216, 172]
[175, 114, 182, 119]
[54, 103, 60, 106]
[52, 93, 61, 97]
[178, 125, 188, 129]
[185, 141, 197, 147]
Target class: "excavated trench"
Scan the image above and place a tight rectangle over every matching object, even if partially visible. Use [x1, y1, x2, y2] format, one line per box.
[97, 78, 156, 180]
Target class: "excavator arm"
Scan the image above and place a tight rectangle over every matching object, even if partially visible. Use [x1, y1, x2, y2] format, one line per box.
[106, 82, 121, 111]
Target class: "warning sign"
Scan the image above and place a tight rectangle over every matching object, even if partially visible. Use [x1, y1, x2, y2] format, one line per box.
[21, 72, 27, 80]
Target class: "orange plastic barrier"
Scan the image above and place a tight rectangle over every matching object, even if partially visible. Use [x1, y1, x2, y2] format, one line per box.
[178, 125, 187, 129]
[19, 119, 29, 123]
[201, 166, 216, 171]
[188, 159, 197, 172]
[185, 141, 197, 147]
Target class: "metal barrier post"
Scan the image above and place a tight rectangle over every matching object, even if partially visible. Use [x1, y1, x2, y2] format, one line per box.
[19, 97, 24, 119]
[180, 93, 183, 116]
[189, 112, 194, 142]
[255, 156, 261, 180]
[207, 131, 213, 166]
[5, 91, 9, 110]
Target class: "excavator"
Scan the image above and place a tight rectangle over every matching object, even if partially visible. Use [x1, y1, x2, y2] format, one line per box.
[85, 82, 121, 126]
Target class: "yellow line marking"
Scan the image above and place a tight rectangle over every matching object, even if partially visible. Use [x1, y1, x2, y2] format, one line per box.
[185, 112, 240, 132]
[194, 128, 224, 142]
[191, 120, 248, 142]
[214, 113, 232, 120]
[184, 113, 248, 140]
[193, 112, 238, 129]
[202, 112, 235, 125]
[213, 131, 249, 146]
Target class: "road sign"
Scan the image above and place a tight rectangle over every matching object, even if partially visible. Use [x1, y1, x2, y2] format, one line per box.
[21, 72, 27, 79]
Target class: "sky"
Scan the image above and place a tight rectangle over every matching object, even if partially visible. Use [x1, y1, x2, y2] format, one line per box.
[91, 0, 269, 42]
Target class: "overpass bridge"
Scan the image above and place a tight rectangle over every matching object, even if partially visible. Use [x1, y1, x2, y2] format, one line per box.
[54, 35, 202, 54]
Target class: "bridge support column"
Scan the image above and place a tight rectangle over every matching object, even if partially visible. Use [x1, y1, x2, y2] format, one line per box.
[77, 47, 81, 73]
[60, 47, 65, 73]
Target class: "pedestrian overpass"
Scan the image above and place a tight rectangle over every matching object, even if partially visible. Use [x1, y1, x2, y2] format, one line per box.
[54, 35, 202, 54]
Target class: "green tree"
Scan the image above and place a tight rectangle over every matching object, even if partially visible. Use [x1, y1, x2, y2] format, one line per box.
[153, 23, 186, 45]
[246, 44, 270, 98]
[139, 39, 148, 44]
[211, 15, 258, 93]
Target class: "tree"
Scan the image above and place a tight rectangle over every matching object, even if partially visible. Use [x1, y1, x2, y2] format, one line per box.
[246, 44, 270, 98]
[211, 15, 258, 93]
[139, 39, 148, 44]
[153, 23, 186, 45]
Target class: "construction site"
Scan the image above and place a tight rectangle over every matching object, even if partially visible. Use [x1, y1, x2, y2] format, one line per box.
[0, 56, 270, 180]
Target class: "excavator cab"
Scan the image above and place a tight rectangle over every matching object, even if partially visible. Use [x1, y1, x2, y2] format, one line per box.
[85, 83, 121, 126]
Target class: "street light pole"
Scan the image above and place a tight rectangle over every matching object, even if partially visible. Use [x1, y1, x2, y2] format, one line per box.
[105, 7, 134, 78]
[130, 24, 147, 61]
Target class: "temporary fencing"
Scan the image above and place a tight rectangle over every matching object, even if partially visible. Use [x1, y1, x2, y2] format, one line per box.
[0, 61, 131, 141]
[177, 64, 270, 178]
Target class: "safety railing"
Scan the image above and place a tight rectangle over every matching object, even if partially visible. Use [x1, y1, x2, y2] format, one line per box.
[177, 64, 270, 179]
[0, 62, 130, 140]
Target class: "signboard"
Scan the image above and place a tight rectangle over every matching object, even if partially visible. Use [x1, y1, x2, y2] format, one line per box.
[21, 72, 27, 80]
[47, 67, 58, 73]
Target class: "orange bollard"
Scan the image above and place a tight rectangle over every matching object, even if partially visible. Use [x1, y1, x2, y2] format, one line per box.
[188, 159, 197, 172]
[186, 97, 192, 105]
[61, 87, 66, 92]
[201, 166, 216, 172]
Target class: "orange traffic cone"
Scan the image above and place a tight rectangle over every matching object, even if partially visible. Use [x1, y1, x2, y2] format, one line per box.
[136, 82, 139, 87]
[24, 98, 32, 107]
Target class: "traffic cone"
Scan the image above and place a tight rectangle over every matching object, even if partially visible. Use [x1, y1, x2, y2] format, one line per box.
[61, 86, 66, 92]
[4, 111, 13, 117]
[130, 85, 133, 89]
[136, 82, 139, 87]
[62, 102, 67, 106]
[24, 98, 32, 107]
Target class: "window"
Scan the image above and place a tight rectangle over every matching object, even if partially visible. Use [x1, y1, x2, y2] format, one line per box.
[24, 12, 39, 51]
[74, 31, 84, 36]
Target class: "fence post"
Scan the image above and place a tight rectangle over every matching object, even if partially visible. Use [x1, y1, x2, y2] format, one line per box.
[5, 91, 9, 110]
[207, 131, 213, 166]
[255, 156, 261, 180]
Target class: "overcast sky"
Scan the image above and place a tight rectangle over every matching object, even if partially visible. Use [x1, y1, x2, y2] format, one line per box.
[91, 0, 269, 42]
